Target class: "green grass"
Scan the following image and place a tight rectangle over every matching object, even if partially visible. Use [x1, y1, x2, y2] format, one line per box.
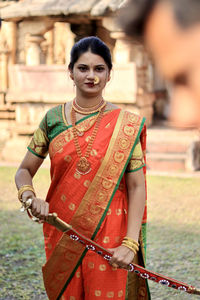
[0, 166, 50, 300]
[147, 176, 200, 299]
[0, 167, 200, 299]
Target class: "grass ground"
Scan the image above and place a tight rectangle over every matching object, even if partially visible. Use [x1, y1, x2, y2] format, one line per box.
[147, 176, 200, 299]
[0, 167, 50, 300]
[0, 166, 200, 299]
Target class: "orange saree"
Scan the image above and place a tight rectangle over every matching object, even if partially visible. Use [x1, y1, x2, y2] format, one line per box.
[27, 104, 150, 300]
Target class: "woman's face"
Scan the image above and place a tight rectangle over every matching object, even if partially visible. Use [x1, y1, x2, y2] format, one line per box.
[69, 51, 110, 96]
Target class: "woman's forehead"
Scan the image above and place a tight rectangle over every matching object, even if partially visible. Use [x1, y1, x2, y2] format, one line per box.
[76, 51, 106, 65]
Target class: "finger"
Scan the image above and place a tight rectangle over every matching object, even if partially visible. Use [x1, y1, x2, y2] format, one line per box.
[109, 255, 116, 265]
[111, 264, 118, 271]
[111, 263, 119, 268]
[38, 219, 45, 224]
[119, 263, 129, 269]
[40, 204, 45, 219]
[44, 203, 49, 217]
[31, 198, 36, 211]
[112, 253, 130, 268]
[36, 202, 42, 217]
[115, 260, 126, 269]
[31, 199, 38, 216]
[33, 200, 43, 218]
[119, 255, 135, 269]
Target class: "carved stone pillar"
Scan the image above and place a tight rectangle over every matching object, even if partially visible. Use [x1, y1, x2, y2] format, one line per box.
[53, 22, 76, 65]
[17, 20, 54, 64]
[0, 42, 10, 91]
[25, 34, 45, 66]
[65, 23, 76, 66]
[1, 21, 17, 64]
[111, 31, 133, 63]
[132, 44, 155, 125]
[132, 44, 154, 95]
[44, 29, 54, 65]
[54, 22, 68, 65]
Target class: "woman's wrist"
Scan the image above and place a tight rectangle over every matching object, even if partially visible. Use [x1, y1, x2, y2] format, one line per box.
[21, 190, 35, 202]
[18, 185, 36, 202]
[126, 231, 139, 244]
[121, 236, 139, 255]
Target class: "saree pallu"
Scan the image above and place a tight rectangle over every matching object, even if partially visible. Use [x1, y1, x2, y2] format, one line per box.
[28, 106, 150, 300]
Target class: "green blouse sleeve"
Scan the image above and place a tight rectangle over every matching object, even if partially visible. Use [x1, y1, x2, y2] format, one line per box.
[126, 141, 145, 173]
[27, 114, 49, 159]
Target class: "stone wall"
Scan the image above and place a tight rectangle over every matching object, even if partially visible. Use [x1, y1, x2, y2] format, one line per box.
[0, 16, 157, 162]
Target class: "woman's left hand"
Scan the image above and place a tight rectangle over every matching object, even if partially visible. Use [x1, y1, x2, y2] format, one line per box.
[108, 245, 135, 269]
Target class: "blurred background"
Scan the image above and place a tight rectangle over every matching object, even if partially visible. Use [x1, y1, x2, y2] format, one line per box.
[0, 0, 199, 173]
[0, 1, 200, 299]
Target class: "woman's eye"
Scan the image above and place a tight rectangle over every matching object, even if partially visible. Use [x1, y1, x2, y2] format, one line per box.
[78, 66, 87, 71]
[96, 67, 105, 72]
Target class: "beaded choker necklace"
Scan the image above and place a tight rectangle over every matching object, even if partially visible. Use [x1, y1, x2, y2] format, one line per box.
[71, 105, 105, 175]
[72, 98, 106, 115]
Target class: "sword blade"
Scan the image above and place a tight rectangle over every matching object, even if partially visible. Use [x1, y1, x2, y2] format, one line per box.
[44, 213, 200, 296]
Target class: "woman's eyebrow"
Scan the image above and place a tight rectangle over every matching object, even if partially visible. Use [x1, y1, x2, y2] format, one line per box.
[77, 64, 106, 67]
[95, 64, 106, 66]
[78, 64, 88, 66]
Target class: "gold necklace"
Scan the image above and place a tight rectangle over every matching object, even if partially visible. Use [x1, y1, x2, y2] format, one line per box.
[72, 98, 106, 115]
[73, 113, 99, 136]
[71, 106, 105, 175]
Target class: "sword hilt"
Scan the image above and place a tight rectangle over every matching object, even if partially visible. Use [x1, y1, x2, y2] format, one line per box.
[188, 287, 200, 295]
[45, 213, 72, 232]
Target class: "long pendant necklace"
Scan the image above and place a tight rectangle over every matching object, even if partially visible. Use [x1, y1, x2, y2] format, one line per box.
[71, 103, 105, 175]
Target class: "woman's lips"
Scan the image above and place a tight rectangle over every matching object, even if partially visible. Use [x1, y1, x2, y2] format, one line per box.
[85, 82, 95, 87]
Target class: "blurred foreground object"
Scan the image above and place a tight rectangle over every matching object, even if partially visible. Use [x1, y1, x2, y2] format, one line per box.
[120, 0, 200, 128]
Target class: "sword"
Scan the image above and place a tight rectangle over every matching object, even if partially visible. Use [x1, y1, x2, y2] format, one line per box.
[45, 213, 200, 296]
[23, 205, 200, 296]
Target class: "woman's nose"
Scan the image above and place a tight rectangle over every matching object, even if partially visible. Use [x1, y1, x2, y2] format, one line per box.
[87, 69, 95, 79]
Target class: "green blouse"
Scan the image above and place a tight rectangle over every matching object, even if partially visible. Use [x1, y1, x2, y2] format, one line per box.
[28, 105, 145, 172]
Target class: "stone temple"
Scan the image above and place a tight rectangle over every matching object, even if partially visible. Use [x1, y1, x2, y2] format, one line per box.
[0, 0, 199, 172]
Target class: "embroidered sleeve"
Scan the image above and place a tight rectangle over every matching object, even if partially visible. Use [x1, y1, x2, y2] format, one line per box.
[27, 114, 49, 159]
[126, 141, 145, 173]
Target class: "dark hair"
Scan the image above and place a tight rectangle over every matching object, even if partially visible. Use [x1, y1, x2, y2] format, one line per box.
[68, 36, 112, 71]
[119, 0, 157, 40]
[172, 0, 200, 28]
[120, 0, 200, 40]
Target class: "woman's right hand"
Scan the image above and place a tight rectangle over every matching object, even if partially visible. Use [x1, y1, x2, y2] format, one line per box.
[30, 197, 49, 220]
[22, 191, 49, 221]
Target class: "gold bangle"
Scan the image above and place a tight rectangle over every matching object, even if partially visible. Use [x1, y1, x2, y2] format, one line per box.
[122, 236, 139, 254]
[122, 240, 139, 248]
[123, 236, 139, 246]
[121, 243, 137, 255]
[122, 241, 139, 252]
[18, 185, 36, 202]
[122, 240, 139, 249]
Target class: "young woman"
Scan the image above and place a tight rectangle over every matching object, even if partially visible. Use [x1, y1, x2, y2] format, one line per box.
[15, 36, 150, 300]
